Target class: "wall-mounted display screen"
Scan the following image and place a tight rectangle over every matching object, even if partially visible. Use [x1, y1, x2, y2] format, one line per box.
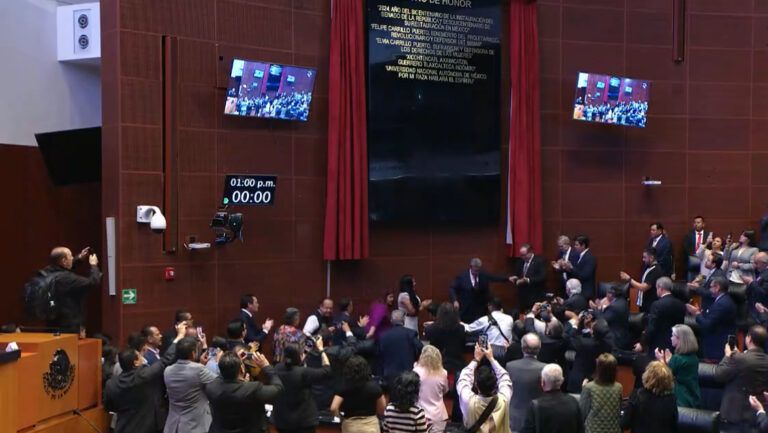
[224, 59, 316, 122]
[573, 72, 651, 128]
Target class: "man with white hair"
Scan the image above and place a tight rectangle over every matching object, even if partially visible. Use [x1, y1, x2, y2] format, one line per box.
[552, 236, 579, 291]
[506, 334, 546, 432]
[521, 364, 583, 433]
[562, 279, 587, 314]
[449, 257, 516, 323]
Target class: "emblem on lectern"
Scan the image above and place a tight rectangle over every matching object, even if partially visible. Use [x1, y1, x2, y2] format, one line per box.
[43, 348, 76, 399]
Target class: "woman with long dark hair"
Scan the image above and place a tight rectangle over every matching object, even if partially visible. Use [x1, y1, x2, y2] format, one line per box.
[398, 274, 432, 332]
[273, 343, 332, 433]
[383, 371, 431, 433]
[331, 356, 386, 433]
[424, 302, 465, 422]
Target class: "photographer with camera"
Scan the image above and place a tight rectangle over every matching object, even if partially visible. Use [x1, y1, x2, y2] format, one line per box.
[32, 246, 102, 333]
[525, 301, 561, 336]
[464, 298, 514, 359]
[565, 312, 611, 393]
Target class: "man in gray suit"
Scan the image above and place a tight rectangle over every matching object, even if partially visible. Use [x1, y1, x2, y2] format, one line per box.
[164, 336, 217, 433]
[506, 333, 546, 432]
[716, 325, 768, 432]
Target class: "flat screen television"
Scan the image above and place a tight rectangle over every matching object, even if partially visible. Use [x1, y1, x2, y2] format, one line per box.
[572, 72, 651, 128]
[224, 59, 317, 122]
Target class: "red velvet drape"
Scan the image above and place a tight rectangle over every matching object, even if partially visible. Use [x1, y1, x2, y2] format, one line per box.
[507, 0, 543, 255]
[323, 0, 369, 260]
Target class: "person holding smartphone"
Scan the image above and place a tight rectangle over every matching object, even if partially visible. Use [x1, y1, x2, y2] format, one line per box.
[273, 341, 332, 433]
[714, 326, 768, 432]
[41, 245, 102, 334]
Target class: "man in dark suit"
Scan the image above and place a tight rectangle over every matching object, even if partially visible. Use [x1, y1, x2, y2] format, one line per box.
[749, 391, 768, 433]
[552, 235, 580, 293]
[506, 333, 546, 432]
[449, 257, 514, 323]
[621, 248, 664, 314]
[161, 309, 192, 355]
[647, 222, 674, 276]
[642, 277, 686, 355]
[378, 310, 424, 386]
[715, 326, 768, 432]
[743, 252, 768, 325]
[561, 279, 588, 315]
[521, 363, 583, 433]
[593, 284, 631, 350]
[683, 216, 711, 282]
[205, 351, 284, 433]
[563, 235, 597, 299]
[225, 319, 248, 351]
[512, 244, 547, 312]
[44, 246, 102, 333]
[688, 276, 738, 360]
[105, 321, 187, 433]
[239, 294, 273, 346]
[689, 252, 725, 311]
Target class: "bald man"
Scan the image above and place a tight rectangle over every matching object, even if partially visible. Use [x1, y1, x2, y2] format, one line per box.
[44, 246, 102, 332]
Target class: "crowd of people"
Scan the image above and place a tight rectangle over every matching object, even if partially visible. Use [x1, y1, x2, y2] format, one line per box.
[575, 100, 648, 127]
[7, 214, 768, 433]
[229, 90, 312, 121]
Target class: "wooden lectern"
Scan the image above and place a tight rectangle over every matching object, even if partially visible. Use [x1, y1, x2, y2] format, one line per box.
[0, 333, 108, 433]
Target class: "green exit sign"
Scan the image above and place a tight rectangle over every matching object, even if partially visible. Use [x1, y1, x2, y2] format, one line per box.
[122, 288, 137, 305]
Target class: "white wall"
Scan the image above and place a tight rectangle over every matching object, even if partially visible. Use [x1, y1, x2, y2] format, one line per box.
[0, 0, 101, 146]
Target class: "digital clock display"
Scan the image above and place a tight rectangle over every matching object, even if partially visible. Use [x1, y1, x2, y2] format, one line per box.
[222, 174, 277, 206]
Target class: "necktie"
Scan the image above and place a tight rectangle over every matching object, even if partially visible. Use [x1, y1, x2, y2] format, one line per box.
[696, 232, 702, 251]
[523, 260, 530, 276]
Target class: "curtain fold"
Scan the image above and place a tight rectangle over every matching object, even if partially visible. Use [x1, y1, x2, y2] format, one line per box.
[507, 0, 543, 255]
[323, 0, 369, 260]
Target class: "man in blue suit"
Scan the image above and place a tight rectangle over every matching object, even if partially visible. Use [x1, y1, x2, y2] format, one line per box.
[648, 222, 674, 277]
[688, 276, 737, 360]
[239, 294, 273, 346]
[563, 235, 597, 299]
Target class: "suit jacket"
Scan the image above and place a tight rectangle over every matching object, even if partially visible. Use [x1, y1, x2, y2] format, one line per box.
[163, 360, 218, 433]
[273, 364, 332, 430]
[620, 388, 678, 433]
[748, 269, 768, 322]
[105, 343, 177, 433]
[696, 293, 737, 360]
[566, 333, 612, 393]
[515, 255, 547, 305]
[378, 325, 424, 383]
[645, 294, 686, 355]
[568, 250, 597, 299]
[449, 270, 509, 323]
[758, 411, 768, 433]
[648, 235, 674, 276]
[144, 348, 161, 366]
[239, 310, 267, 345]
[521, 391, 583, 433]
[715, 348, 768, 424]
[563, 293, 588, 313]
[537, 335, 566, 367]
[697, 268, 725, 311]
[598, 297, 631, 350]
[506, 356, 546, 432]
[204, 367, 283, 433]
[683, 230, 712, 258]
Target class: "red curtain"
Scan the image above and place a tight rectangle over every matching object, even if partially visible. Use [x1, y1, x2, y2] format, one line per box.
[323, 0, 369, 260]
[507, 0, 543, 255]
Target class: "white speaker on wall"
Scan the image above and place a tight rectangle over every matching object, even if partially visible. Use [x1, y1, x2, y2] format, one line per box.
[57, 2, 101, 64]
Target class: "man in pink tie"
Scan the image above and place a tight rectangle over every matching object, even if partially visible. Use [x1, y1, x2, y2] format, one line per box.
[683, 216, 711, 282]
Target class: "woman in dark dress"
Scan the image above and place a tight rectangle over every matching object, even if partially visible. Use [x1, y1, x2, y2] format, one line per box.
[621, 360, 678, 433]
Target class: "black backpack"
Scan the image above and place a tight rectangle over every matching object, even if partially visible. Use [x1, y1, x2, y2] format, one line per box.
[23, 269, 60, 321]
